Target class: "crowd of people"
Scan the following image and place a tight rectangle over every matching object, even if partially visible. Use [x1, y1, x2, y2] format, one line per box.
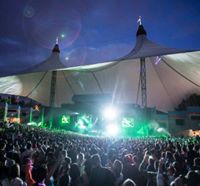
[0, 123, 200, 186]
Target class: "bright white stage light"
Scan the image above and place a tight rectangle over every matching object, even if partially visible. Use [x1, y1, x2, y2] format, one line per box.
[102, 106, 118, 120]
[105, 123, 119, 136]
[157, 127, 164, 132]
[27, 122, 37, 126]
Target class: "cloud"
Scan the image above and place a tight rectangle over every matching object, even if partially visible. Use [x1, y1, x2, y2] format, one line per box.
[0, 37, 21, 47]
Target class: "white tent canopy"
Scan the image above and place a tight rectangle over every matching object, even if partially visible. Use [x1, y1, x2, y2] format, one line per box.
[0, 25, 199, 112]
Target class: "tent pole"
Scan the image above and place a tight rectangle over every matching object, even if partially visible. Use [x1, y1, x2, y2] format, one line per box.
[140, 57, 147, 107]
[17, 105, 21, 124]
[41, 107, 45, 127]
[4, 102, 8, 122]
[30, 107, 33, 123]
[49, 71, 57, 128]
[50, 71, 57, 107]
[140, 57, 148, 136]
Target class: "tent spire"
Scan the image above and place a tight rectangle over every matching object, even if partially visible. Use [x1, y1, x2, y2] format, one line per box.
[137, 16, 142, 25]
[136, 17, 147, 110]
[136, 16, 147, 36]
[52, 37, 60, 53]
[56, 36, 59, 45]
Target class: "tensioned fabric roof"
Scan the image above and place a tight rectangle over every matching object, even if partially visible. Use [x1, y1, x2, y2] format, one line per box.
[0, 25, 199, 112]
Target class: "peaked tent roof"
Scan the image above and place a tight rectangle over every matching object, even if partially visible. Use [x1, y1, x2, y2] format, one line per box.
[0, 24, 199, 112]
[119, 25, 192, 60]
[24, 44, 66, 73]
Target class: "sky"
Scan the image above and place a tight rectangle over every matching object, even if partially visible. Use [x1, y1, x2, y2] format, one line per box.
[0, 0, 200, 75]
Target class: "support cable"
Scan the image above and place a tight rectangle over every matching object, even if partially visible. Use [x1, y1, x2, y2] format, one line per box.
[162, 58, 200, 87]
[26, 72, 48, 97]
[62, 71, 75, 94]
[91, 71, 103, 93]
[150, 58, 176, 107]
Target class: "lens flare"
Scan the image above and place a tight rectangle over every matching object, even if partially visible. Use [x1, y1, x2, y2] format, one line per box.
[105, 123, 119, 136]
[23, 0, 81, 49]
[102, 106, 118, 120]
